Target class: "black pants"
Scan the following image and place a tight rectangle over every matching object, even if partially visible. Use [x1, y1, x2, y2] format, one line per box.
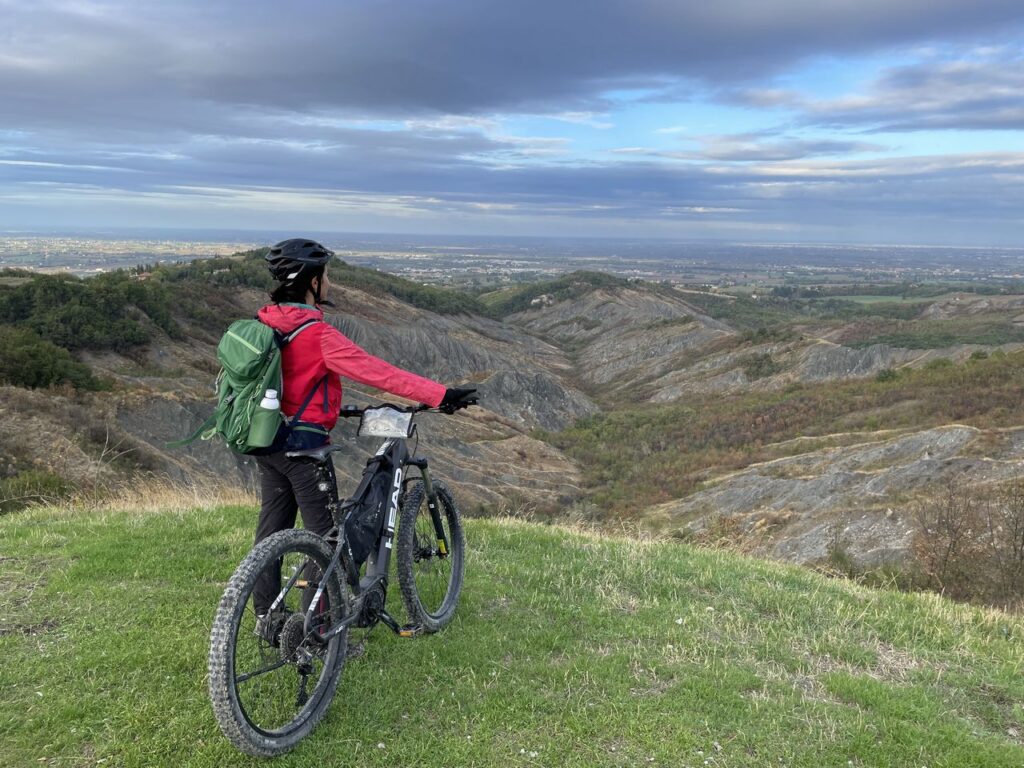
[252, 451, 336, 614]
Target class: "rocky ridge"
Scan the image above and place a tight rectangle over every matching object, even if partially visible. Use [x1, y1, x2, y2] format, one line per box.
[8, 262, 1024, 577]
[507, 285, 733, 401]
[644, 425, 1024, 566]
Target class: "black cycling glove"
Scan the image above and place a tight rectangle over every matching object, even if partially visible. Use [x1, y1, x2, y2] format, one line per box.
[439, 386, 479, 413]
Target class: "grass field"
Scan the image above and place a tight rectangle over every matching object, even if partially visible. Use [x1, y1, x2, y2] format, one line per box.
[822, 295, 937, 305]
[2, 503, 1023, 767]
[846, 316, 1024, 349]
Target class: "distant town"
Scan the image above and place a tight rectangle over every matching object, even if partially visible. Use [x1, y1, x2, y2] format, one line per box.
[0, 235, 260, 275]
[3, 231, 1024, 290]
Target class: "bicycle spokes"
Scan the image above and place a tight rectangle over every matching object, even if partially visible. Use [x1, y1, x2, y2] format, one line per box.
[410, 501, 455, 614]
[232, 550, 337, 734]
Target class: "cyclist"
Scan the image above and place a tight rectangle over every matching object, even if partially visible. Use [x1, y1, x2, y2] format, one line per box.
[251, 238, 476, 632]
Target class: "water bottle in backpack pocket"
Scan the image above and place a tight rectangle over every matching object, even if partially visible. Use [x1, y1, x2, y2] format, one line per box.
[248, 389, 283, 449]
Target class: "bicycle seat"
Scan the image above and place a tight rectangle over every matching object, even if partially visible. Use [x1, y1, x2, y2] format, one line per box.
[285, 445, 346, 464]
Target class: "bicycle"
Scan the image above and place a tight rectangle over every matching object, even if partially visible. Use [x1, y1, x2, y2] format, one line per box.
[207, 402, 467, 756]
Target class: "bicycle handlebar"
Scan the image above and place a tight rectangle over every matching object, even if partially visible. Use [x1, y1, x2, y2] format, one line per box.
[338, 402, 434, 418]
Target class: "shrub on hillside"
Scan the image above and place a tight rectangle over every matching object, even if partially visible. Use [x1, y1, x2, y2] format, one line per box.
[850, 318, 1024, 350]
[741, 353, 783, 380]
[329, 260, 491, 316]
[0, 326, 100, 390]
[912, 480, 1024, 609]
[150, 251, 273, 290]
[0, 270, 181, 351]
[740, 326, 796, 344]
[0, 470, 72, 515]
[153, 249, 489, 316]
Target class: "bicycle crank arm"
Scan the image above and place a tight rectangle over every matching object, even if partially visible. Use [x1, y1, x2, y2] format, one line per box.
[377, 609, 423, 638]
[308, 606, 420, 644]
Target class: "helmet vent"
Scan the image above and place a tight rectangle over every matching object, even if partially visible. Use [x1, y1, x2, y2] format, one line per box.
[264, 237, 334, 282]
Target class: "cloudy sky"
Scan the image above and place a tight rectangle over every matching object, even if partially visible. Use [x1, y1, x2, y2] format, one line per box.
[2, 0, 1022, 244]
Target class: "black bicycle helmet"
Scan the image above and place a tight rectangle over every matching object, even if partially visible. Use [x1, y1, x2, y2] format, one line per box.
[265, 238, 334, 282]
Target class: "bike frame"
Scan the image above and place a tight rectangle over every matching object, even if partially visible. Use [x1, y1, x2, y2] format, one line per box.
[288, 413, 452, 643]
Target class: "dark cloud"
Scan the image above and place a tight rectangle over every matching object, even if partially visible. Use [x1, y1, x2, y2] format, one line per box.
[732, 53, 1024, 132]
[1, 1, 1022, 243]
[3, 0, 1023, 126]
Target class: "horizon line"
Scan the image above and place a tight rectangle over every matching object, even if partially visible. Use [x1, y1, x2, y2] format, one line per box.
[2, 228, 1022, 252]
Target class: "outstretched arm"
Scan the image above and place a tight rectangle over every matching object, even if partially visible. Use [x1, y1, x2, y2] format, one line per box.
[320, 327, 446, 407]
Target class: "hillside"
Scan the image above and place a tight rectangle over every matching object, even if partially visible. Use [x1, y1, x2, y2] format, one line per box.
[506, 279, 1024, 404]
[503, 279, 732, 404]
[0, 254, 594, 515]
[5, 256, 1024, 591]
[648, 424, 1024, 566]
[1, 502, 1022, 767]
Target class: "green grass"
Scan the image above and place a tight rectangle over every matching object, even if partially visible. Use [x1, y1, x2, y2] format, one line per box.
[847, 317, 1024, 349]
[824, 295, 937, 305]
[2, 503, 1022, 767]
[676, 291, 930, 333]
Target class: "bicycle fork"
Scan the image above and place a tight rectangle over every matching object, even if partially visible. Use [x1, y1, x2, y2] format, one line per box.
[407, 459, 451, 560]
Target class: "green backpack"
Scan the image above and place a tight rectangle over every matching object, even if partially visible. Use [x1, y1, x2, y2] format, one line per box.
[175, 318, 320, 454]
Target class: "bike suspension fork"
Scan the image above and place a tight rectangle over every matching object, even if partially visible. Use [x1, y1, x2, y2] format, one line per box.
[417, 465, 451, 558]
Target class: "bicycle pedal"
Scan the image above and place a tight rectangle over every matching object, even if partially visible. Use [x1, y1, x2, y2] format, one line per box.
[398, 625, 422, 638]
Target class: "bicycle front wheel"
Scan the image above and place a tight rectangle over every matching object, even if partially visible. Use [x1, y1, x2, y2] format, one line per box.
[396, 480, 465, 633]
[208, 528, 349, 756]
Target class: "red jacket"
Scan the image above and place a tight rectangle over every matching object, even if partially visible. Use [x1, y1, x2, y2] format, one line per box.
[256, 303, 446, 431]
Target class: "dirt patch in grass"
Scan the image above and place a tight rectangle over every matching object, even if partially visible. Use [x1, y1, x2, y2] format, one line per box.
[629, 676, 677, 697]
[802, 640, 927, 684]
[0, 556, 57, 634]
[0, 617, 60, 637]
[479, 595, 513, 618]
[974, 683, 1024, 746]
[597, 582, 642, 614]
[629, 658, 676, 697]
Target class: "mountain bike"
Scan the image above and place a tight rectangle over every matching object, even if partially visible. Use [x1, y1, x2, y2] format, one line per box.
[207, 403, 466, 756]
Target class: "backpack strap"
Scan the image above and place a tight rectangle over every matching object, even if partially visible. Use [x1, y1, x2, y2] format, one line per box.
[282, 319, 321, 344]
[165, 411, 218, 447]
[279, 319, 328, 422]
[290, 373, 330, 424]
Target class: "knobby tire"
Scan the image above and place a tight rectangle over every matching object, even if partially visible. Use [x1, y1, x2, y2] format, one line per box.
[396, 481, 465, 632]
[208, 528, 349, 757]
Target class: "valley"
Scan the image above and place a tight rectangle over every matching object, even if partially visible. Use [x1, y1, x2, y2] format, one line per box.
[2, 246, 1024, 608]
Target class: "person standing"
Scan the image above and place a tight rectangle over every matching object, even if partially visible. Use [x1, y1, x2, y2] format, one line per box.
[250, 238, 476, 620]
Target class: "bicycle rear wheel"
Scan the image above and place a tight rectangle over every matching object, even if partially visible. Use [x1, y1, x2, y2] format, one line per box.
[208, 529, 349, 756]
[396, 480, 465, 633]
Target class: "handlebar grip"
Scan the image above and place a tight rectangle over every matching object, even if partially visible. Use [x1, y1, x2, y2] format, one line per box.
[339, 402, 434, 417]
